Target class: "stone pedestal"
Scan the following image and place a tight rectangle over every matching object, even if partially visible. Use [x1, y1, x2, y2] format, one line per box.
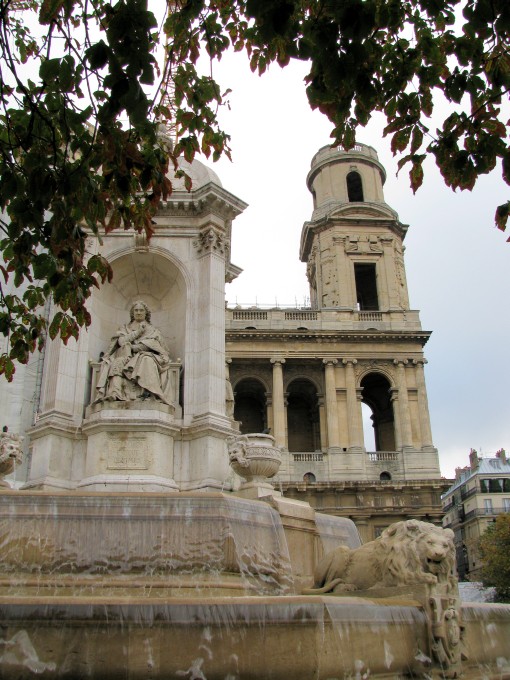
[79, 401, 179, 492]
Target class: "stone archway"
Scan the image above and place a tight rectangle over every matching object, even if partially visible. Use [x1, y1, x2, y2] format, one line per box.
[286, 379, 321, 453]
[233, 378, 267, 434]
[360, 372, 395, 451]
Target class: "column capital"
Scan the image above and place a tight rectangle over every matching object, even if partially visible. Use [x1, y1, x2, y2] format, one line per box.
[225, 357, 232, 365]
[412, 358, 428, 366]
[322, 358, 338, 367]
[389, 387, 399, 402]
[393, 359, 408, 367]
[270, 357, 286, 366]
[342, 358, 358, 366]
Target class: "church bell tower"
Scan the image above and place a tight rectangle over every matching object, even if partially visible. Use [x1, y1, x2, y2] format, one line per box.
[300, 144, 438, 467]
[226, 142, 446, 538]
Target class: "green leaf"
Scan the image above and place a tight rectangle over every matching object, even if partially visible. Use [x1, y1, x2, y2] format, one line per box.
[495, 201, 510, 231]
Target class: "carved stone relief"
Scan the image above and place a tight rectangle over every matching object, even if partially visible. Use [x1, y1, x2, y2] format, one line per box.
[193, 226, 226, 256]
[321, 256, 340, 307]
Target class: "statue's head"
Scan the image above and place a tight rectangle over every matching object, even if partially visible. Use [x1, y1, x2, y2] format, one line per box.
[129, 300, 151, 323]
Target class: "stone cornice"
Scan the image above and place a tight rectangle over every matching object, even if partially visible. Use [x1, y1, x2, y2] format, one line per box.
[281, 478, 452, 492]
[156, 182, 248, 219]
[300, 214, 408, 262]
[226, 329, 431, 346]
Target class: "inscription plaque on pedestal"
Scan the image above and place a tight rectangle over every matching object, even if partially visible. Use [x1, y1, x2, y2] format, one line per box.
[107, 436, 150, 470]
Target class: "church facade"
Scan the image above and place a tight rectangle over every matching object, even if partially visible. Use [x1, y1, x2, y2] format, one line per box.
[0, 143, 449, 541]
[226, 144, 449, 540]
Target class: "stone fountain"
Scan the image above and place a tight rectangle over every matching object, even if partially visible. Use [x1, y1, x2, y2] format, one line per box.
[0, 157, 509, 678]
[1, 433, 509, 678]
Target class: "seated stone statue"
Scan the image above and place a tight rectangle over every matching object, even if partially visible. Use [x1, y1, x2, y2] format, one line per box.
[96, 301, 174, 406]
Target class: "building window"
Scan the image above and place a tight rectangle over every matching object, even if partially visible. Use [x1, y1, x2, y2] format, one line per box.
[484, 499, 493, 514]
[504, 498, 510, 512]
[480, 478, 509, 493]
[346, 171, 364, 201]
[354, 263, 379, 310]
[380, 471, 392, 481]
[303, 472, 316, 484]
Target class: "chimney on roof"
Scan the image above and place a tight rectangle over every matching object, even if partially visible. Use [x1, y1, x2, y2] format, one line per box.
[496, 448, 507, 464]
[469, 448, 479, 471]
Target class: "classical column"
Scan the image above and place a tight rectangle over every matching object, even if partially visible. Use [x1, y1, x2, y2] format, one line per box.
[413, 359, 434, 450]
[318, 396, 327, 452]
[265, 392, 273, 434]
[390, 388, 402, 451]
[394, 359, 413, 450]
[270, 358, 286, 449]
[342, 359, 363, 452]
[323, 359, 341, 452]
[380, 235, 398, 309]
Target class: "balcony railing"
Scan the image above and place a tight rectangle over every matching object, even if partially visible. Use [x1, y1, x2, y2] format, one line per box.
[292, 453, 324, 462]
[226, 307, 422, 332]
[460, 486, 477, 500]
[463, 506, 508, 521]
[232, 310, 268, 321]
[285, 311, 318, 321]
[358, 311, 383, 322]
[367, 451, 400, 462]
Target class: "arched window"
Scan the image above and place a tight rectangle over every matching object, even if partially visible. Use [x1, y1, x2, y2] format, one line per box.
[347, 171, 364, 201]
[233, 378, 267, 434]
[380, 471, 392, 481]
[287, 379, 321, 452]
[303, 472, 316, 484]
[360, 373, 395, 451]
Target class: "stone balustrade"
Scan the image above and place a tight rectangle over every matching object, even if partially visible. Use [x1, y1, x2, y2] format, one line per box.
[226, 307, 423, 332]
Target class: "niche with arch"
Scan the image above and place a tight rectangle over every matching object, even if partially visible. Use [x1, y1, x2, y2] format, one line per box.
[87, 251, 188, 408]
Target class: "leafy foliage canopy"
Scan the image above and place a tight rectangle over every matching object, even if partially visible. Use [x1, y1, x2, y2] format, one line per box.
[0, 0, 508, 377]
[479, 513, 510, 602]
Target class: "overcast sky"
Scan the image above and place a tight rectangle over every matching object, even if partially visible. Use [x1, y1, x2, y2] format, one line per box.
[203, 51, 510, 479]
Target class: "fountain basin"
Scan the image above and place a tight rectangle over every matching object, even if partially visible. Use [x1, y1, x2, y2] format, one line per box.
[1, 491, 509, 678]
[1, 596, 509, 679]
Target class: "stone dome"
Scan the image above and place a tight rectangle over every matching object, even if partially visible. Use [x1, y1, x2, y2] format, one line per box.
[170, 157, 223, 191]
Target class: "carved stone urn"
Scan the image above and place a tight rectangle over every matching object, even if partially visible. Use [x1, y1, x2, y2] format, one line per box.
[227, 434, 282, 492]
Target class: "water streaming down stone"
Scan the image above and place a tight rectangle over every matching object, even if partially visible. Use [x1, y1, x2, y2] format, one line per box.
[314, 511, 361, 554]
[0, 493, 295, 598]
[1, 489, 510, 678]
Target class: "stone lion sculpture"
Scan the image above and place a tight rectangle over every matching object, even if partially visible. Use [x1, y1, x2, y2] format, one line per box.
[304, 519, 456, 594]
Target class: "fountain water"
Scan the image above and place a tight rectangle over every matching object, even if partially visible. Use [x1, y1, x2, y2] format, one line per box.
[1, 477, 509, 678]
